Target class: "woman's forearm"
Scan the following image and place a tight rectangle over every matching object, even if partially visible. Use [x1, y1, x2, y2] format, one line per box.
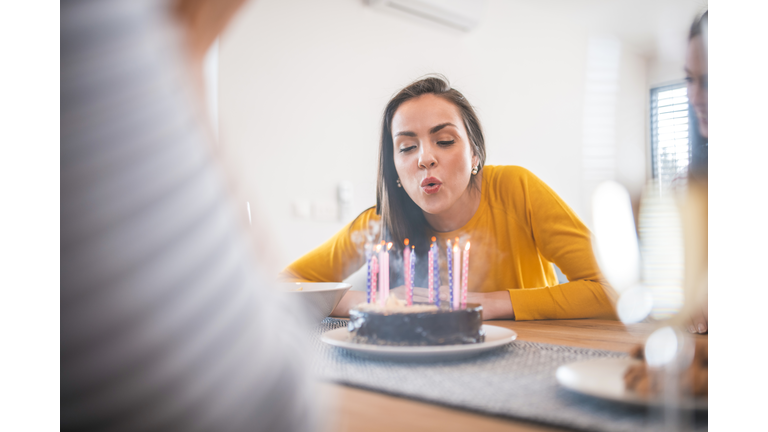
[330, 290, 366, 317]
[469, 290, 515, 320]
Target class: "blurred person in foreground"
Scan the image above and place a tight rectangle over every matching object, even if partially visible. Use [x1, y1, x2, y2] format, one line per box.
[683, 11, 708, 334]
[61, 0, 315, 430]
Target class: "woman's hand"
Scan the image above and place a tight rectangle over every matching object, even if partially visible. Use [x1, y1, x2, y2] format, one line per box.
[687, 300, 708, 334]
[390, 285, 445, 303]
[330, 286, 515, 320]
[392, 285, 515, 320]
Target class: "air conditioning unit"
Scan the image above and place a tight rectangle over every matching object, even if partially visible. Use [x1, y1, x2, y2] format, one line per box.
[365, 0, 488, 32]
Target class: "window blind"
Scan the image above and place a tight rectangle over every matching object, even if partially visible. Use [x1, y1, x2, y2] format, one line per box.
[650, 83, 690, 187]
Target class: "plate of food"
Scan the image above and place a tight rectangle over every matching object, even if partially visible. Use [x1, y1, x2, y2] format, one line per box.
[556, 341, 708, 410]
[320, 296, 517, 361]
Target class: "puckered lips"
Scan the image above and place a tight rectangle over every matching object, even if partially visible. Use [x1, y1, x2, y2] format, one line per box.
[421, 177, 442, 194]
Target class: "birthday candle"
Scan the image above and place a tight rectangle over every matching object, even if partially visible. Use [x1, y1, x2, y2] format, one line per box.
[452, 238, 461, 310]
[447, 239, 453, 309]
[382, 242, 392, 304]
[378, 242, 386, 305]
[379, 242, 386, 305]
[433, 240, 440, 308]
[408, 245, 415, 306]
[428, 240, 434, 303]
[370, 253, 378, 304]
[366, 243, 372, 304]
[461, 241, 470, 308]
[404, 239, 411, 305]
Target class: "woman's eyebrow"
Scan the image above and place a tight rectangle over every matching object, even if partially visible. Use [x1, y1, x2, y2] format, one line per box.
[394, 122, 456, 138]
[394, 131, 417, 138]
[430, 122, 456, 134]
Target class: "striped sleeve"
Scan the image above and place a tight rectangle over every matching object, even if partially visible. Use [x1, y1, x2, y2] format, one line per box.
[61, 1, 314, 430]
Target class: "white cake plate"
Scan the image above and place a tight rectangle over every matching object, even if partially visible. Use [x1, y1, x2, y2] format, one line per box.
[320, 324, 517, 361]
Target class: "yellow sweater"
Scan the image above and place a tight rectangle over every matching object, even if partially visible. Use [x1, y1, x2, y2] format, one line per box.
[282, 166, 616, 320]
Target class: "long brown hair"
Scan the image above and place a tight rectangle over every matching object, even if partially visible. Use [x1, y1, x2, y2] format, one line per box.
[688, 10, 707, 41]
[688, 11, 708, 180]
[376, 75, 486, 254]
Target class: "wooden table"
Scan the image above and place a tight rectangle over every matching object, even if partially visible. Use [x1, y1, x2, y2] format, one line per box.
[318, 319, 707, 432]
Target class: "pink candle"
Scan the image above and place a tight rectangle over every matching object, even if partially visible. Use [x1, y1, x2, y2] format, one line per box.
[452, 238, 461, 310]
[379, 242, 392, 305]
[461, 241, 470, 308]
[370, 253, 378, 304]
[447, 239, 453, 308]
[428, 242, 434, 303]
[409, 245, 415, 306]
[404, 239, 411, 305]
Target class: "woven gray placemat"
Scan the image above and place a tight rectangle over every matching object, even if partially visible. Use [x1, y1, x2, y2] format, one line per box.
[311, 318, 707, 432]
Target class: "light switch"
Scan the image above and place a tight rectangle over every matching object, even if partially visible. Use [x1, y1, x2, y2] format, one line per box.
[338, 181, 354, 222]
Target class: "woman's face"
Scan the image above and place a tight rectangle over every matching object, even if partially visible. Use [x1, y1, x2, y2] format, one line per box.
[685, 35, 708, 138]
[391, 94, 478, 216]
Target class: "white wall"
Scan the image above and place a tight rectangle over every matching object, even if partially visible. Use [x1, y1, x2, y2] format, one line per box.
[646, 0, 708, 87]
[218, 0, 701, 276]
[203, 40, 219, 141]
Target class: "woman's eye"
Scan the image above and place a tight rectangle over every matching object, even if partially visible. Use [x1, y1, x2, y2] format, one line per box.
[437, 140, 455, 146]
[399, 146, 417, 153]
[684, 76, 693, 83]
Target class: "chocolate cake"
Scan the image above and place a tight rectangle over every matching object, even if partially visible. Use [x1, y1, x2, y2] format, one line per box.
[348, 297, 485, 346]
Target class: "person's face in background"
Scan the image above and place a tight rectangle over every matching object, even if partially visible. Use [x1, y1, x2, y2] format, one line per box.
[391, 94, 478, 217]
[685, 35, 708, 139]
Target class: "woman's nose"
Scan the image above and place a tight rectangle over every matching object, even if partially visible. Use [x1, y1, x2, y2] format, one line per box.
[419, 147, 437, 169]
[688, 79, 706, 109]
[688, 84, 700, 106]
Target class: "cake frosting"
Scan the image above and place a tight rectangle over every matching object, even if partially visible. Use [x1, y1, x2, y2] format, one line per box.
[348, 297, 485, 346]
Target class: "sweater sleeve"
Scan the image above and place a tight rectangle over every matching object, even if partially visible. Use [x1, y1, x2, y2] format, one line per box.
[281, 207, 378, 282]
[506, 169, 617, 320]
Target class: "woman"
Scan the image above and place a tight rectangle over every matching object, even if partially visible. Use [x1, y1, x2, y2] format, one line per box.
[684, 11, 708, 334]
[686, 11, 708, 179]
[282, 76, 616, 320]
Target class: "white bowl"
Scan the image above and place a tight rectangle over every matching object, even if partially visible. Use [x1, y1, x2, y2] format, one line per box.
[278, 282, 352, 324]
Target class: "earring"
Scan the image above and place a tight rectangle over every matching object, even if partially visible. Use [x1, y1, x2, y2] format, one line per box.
[471, 166, 478, 175]
[396, 178, 402, 188]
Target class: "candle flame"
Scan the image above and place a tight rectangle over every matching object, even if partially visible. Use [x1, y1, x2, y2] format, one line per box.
[375, 244, 382, 252]
[411, 245, 415, 251]
[386, 242, 393, 251]
[446, 239, 451, 246]
[404, 238, 409, 246]
[465, 241, 471, 251]
[431, 236, 436, 241]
